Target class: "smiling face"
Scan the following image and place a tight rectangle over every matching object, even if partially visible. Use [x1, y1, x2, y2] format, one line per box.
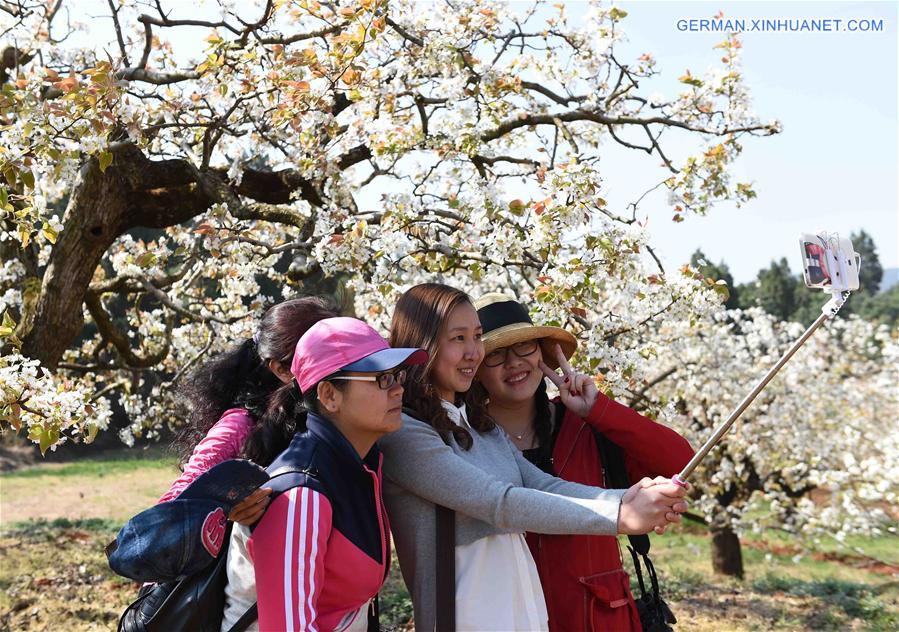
[429, 302, 485, 401]
[476, 338, 546, 407]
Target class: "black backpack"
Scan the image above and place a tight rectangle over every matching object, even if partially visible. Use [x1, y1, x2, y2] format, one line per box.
[116, 519, 257, 632]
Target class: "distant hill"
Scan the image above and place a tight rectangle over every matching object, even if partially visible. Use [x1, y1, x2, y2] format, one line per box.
[881, 268, 898, 292]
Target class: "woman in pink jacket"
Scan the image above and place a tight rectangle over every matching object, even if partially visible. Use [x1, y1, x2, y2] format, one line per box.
[158, 296, 339, 524]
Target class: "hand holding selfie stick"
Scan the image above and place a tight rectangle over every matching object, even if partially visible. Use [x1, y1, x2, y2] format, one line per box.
[672, 232, 861, 487]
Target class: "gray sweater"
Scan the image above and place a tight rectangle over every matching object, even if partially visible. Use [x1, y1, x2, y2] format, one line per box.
[379, 407, 626, 631]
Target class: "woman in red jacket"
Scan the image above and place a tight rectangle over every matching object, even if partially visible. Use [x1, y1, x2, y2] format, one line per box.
[473, 294, 694, 631]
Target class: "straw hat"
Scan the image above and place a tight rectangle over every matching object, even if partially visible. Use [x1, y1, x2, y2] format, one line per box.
[473, 293, 577, 370]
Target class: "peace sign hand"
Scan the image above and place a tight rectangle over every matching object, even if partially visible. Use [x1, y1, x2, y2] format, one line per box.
[539, 344, 598, 419]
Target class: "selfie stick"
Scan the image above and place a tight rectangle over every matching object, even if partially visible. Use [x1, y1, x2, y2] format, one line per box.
[672, 232, 860, 487]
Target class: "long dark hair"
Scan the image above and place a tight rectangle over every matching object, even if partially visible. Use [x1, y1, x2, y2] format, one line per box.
[389, 283, 494, 450]
[173, 296, 340, 467]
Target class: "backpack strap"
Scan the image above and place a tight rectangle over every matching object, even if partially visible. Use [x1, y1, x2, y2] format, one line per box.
[226, 603, 258, 632]
[592, 428, 651, 556]
[266, 464, 323, 495]
[435, 504, 455, 632]
[403, 406, 455, 632]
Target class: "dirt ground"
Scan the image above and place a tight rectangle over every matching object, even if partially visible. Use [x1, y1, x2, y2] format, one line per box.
[1, 467, 176, 523]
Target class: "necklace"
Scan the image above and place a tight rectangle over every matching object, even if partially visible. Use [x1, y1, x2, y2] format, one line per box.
[511, 424, 534, 442]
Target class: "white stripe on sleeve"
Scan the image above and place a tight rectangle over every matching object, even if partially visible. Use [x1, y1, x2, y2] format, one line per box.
[283, 487, 298, 632]
[307, 490, 320, 628]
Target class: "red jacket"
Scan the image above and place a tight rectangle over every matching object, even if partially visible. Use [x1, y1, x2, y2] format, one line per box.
[526, 394, 694, 632]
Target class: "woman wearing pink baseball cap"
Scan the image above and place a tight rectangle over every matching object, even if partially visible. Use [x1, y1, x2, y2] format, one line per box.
[220, 317, 426, 632]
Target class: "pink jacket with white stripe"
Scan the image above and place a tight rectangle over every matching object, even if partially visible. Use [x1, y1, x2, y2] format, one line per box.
[223, 412, 390, 631]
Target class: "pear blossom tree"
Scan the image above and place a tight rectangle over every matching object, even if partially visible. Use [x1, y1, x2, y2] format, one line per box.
[0, 0, 776, 451]
[635, 306, 899, 576]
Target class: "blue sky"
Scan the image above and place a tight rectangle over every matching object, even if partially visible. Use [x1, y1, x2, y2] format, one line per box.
[594, 1, 898, 283]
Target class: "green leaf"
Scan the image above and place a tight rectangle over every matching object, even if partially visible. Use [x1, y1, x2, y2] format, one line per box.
[41, 224, 58, 244]
[1, 309, 17, 331]
[98, 151, 113, 173]
[27, 424, 59, 455]
[136, 252, 157, 268]
[21, 170, 35, 189]
[678, 72, 704, 88]
[0, 185, 7, 207]
[40, 426, 59, 456]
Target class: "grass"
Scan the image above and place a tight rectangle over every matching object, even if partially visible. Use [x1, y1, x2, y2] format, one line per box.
[1, 517, 122, 537]
[751, 574, 896, 620]
[2, 447, 175, 479]
[1, 451, 897, 631]
[0, 518, 134, 631]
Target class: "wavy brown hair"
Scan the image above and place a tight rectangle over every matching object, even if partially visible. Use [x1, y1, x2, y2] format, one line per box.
[389, 283, 494, 450]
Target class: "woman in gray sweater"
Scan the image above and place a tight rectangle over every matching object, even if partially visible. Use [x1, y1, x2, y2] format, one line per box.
[381, 283, 688, 631]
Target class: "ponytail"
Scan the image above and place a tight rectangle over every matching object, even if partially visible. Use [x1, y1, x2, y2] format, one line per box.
[241, 381, 305, 466]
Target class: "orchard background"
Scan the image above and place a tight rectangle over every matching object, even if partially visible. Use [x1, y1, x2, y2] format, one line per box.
[1, 0, 896, 620]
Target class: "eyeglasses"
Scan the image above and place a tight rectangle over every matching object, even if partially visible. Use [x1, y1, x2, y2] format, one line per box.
[330, 368, 408, 390]
[482, 339, 540, 367]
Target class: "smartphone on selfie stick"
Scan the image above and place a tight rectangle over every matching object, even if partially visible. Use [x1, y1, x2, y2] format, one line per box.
[799, 232, 861, 291]
[672, 232, 861, 487]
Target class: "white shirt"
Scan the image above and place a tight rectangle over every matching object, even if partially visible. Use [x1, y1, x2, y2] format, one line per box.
[443, 401, 549, 632]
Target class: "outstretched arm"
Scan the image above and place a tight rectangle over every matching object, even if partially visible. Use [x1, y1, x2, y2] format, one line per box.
[380, 415, 624, 536]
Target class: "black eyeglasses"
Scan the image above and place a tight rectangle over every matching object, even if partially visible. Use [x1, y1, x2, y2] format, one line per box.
[330, 368, 408, 390]
[483, 339, 540, 367]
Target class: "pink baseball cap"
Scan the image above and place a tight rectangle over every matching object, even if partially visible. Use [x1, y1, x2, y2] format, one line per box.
[290, 317, 427, 393]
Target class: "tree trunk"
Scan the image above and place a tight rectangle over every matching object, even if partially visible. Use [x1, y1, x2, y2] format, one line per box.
[19, 147, 210, 368]
[710, 526, 744, 578]
[20, 157, 129, 368]
[17, 143, 317, 369]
